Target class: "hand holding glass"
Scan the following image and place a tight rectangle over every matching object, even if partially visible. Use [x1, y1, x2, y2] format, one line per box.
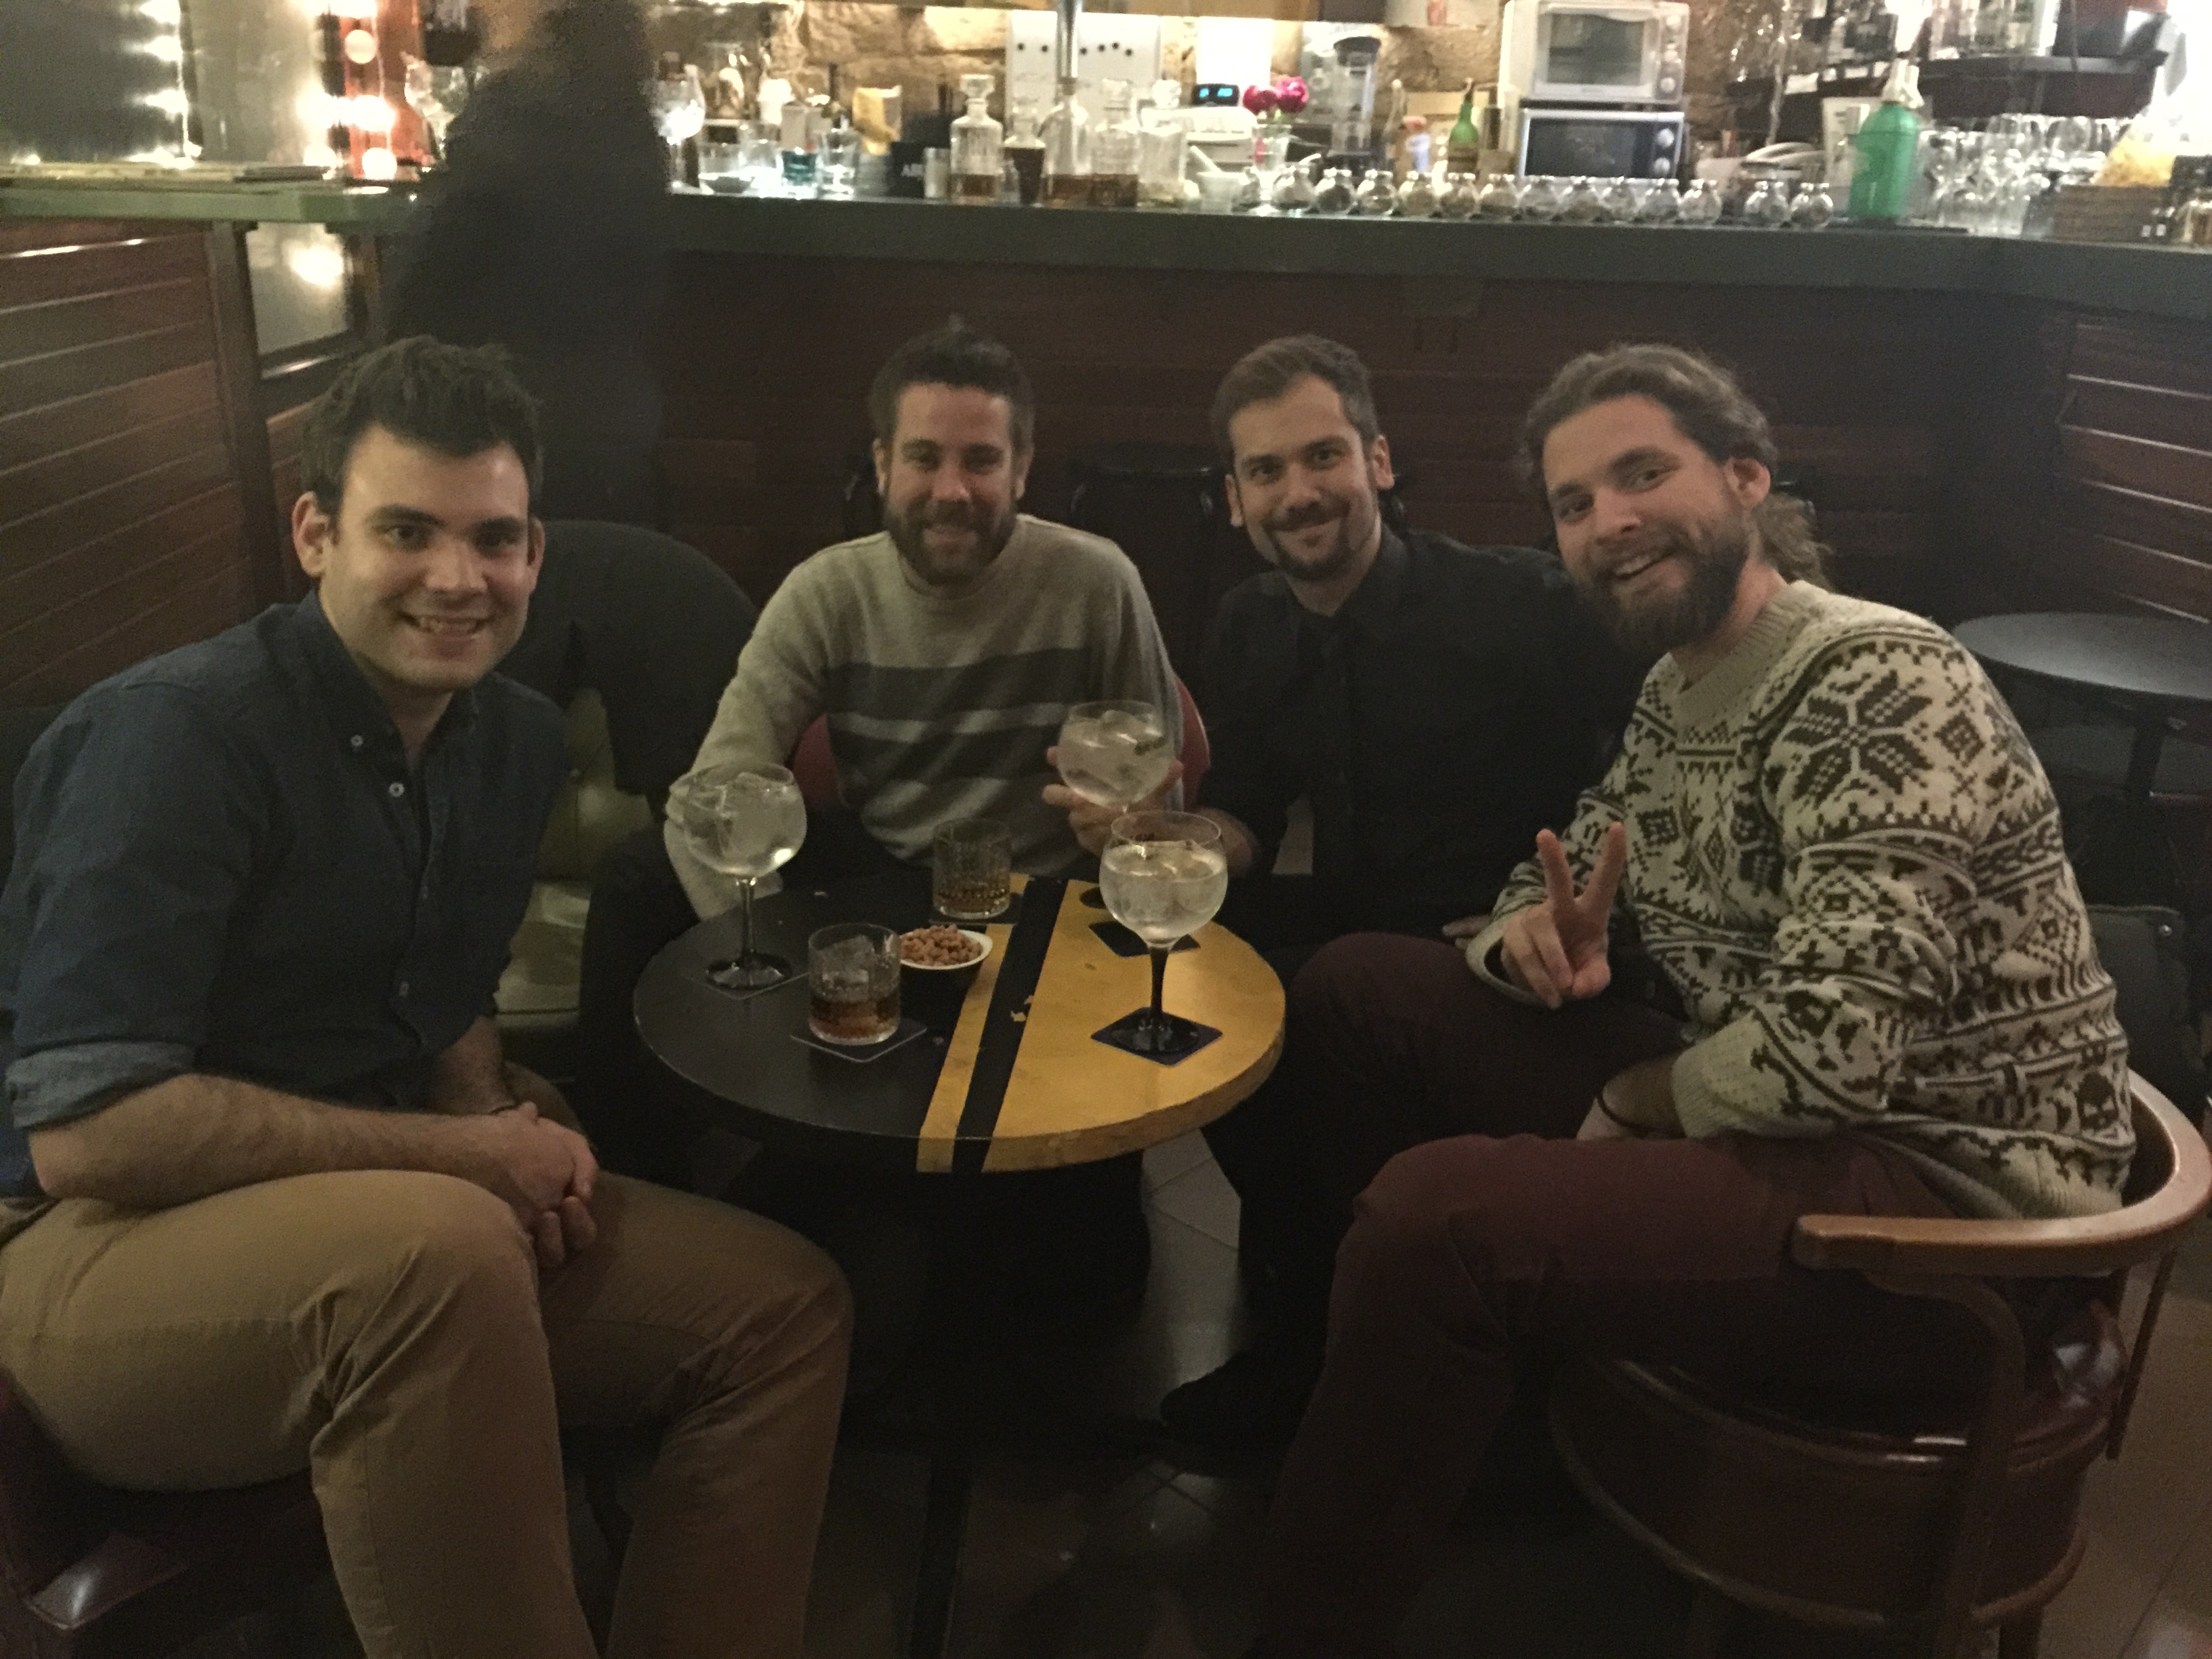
[1056, 701, 1174, 811]
[1094, 811, 1227, 1060]
[667, 763, 807, 989]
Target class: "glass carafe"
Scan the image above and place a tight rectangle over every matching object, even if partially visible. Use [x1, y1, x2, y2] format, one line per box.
[1091, 78, 1141, 209]
[1004, 99, 1044, 205]
[1137, 81, 1187, 209]
[951, 73, 1003, 204]
[1041, 76, 1092, 207]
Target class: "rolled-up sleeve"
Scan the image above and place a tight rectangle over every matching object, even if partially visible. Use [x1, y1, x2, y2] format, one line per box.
[3, 687, 260, 1132]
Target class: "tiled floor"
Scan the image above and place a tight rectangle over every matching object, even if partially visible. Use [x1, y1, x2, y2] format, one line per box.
[188, 1130, 2212, 1659]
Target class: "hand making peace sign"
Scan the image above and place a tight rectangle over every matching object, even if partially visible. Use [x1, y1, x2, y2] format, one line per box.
[1498, 821, 1628, 1010]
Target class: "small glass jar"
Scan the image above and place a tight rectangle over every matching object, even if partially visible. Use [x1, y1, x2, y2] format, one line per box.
[1560, 177, 1603, 222]
[1395, 171, 1440, 218]
[1271, 157, 1317, 213]
[1312, 166, 1357, 215]
[1744, 178, 1792, 227]
[1681, 178, 1723, 224]
[1476, 172, 1520, 219]
[1789, 182, 1835, 228]
[1518, 175, 1563, 221]
[1352, 169, 1396, 215]
[1639, 178, 1683, 223]
[1598, 178, 1638, 222]
[1440, 172, 1483, 219]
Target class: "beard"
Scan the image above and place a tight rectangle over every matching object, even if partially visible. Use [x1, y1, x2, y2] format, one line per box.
[1258, 492, 1374, 586]
[887, 494, 1019, 589]
[1571, 512, 1753, 661]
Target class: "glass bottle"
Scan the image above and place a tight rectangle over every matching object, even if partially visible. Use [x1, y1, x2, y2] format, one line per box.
[1396, 170, 1440, 218]
[1476, 171, 1520, 218]
[1090, 78, 1141, 209]
[1353, 169, 1396, 215]
[1004, 98, 1045, 205]
[1639, 177, 1683, 222]
[1789, 180, 1835, 227]
[1271, 155, 1318, 212]
[1560, 176, 1604, 222]
[1681, 178, 1723, 223]
[951, 73, 1003, 204]
[1041, 76, 1091, 207]
[1441, 171, 1484, 218]
[1599, 178, 1638, 221]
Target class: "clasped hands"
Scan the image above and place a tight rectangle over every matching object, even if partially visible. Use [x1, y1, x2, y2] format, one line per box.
[459, 1065, 599, 1274]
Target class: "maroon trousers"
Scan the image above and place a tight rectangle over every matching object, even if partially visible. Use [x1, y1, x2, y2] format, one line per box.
[1255, 935, 1984, 1659]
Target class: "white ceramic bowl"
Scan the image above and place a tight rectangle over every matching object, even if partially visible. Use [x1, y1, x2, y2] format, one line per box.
[897, 927, 992, 972]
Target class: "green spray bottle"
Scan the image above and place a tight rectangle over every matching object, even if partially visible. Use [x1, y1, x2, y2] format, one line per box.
[1847, 60, 1922, 222]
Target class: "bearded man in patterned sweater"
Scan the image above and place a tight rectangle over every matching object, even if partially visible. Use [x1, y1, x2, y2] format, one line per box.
[1230, 344, 2134, 1659]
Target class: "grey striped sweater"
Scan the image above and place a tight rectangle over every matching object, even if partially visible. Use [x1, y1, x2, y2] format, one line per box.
[668, 516, 1180, 918]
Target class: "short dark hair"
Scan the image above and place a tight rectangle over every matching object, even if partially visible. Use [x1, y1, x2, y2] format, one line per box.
[1519, 343, 1828, 586]
[867, 321, 1035, 455]
[1210, 335, 1381, 465]
[300, 335, 543, 516]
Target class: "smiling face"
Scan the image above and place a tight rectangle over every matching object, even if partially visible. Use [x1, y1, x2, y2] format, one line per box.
[1540, 393, 1769, 661]
[1224, 375, 1393, 594]
[874, 384, 1031, 592]
[292, 424, 542, 740]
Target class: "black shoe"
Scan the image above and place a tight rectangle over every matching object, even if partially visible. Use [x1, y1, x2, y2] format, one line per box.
[1158, 1340, 1320, 1466]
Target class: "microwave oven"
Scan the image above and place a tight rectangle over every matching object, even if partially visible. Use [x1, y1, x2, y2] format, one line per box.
[1516, 106, 1685, 178]
[1500, 0, 1689, 107]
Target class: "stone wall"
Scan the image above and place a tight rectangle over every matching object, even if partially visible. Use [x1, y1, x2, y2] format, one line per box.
[647, 0, 1734, 138]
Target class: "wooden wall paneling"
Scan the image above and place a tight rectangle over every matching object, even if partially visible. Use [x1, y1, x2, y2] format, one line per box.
[205, 223, 287, 611]
[2060, 428, 2212, 510]
[0, 222, 260, 705]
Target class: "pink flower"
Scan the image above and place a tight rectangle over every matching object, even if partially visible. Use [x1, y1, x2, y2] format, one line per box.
[1273, 77, 1309, 115]
[1244, 84, 1280, 116]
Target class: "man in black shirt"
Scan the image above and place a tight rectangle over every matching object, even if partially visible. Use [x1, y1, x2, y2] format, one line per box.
[1124, 335, 1641, 1455]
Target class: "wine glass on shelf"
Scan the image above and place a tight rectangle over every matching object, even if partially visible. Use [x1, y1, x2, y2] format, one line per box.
[1057, 699, 1174, 907]
[667, 762, 808, 989]
[1093, 811, 1229, 1061]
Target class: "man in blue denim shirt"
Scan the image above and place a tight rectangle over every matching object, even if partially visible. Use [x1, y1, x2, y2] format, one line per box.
[0, 338, 850, 1659]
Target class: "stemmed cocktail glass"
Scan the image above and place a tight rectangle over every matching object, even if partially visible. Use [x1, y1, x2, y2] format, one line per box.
[1057, 698, 1173, 909]
[1093, 811, 1227, 1061]
[667, 763, 808, 989]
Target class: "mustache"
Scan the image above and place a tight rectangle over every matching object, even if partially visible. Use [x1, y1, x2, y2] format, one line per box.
[1266, 501, 1345, 535]
[905, 501, 992, 532]
[1595, 525, 1696, 575]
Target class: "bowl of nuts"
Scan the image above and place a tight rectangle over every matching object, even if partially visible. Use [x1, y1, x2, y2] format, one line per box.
[897, 924, 991, 972]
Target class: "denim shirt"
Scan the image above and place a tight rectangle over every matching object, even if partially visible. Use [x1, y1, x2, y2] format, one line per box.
[0, 596, 567, 1199]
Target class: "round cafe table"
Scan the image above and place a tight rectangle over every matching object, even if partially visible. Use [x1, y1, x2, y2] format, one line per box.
[634, 868, 1285, 1658]
[1955, 612, 2212, 906]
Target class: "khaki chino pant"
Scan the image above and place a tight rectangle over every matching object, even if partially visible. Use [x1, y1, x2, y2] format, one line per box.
[0, 1169, 852, 1659]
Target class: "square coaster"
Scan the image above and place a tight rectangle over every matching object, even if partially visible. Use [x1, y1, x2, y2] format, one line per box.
[1091, 1009, 1221, 1065]
[792, 1016, 930, 1063]
[1090, 922, 1198, 959]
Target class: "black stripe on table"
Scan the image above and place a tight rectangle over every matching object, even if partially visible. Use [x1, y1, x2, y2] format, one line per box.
[951, 876, 1065, 1173]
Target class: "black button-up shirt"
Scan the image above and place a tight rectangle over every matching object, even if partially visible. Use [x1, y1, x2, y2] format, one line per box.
[1197, 530, 1645, 937]
[0, 596, 566, 1197]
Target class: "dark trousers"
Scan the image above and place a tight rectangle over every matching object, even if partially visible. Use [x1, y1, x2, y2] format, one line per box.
[1252, 935, 1980, 1658]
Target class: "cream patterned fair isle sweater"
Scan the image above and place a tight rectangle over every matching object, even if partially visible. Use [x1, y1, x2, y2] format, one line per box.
[1468, 583, 2134, 1221]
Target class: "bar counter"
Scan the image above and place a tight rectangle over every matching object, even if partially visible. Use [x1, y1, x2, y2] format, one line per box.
[3, 182, 2207, 322]
[1, 180, 2206, 714]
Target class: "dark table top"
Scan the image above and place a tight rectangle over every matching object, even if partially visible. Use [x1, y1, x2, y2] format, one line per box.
[634, 872, 1284, 1176]
[1954, 613, 2212, 712]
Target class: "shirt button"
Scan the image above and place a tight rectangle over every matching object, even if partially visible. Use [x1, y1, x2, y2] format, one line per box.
[388, 781, 405, 799]
[350, 735, 364, 751]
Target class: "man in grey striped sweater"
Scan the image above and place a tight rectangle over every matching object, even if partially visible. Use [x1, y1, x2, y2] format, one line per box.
[666, 327, 1179, 913]
[577, 324, 1179, 1210]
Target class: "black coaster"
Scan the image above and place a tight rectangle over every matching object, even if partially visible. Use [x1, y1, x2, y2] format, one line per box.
[1091, 1009, 1221, 1065]
[793, 1016, 930, 1064]
[1090, 922, 1197, 958]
